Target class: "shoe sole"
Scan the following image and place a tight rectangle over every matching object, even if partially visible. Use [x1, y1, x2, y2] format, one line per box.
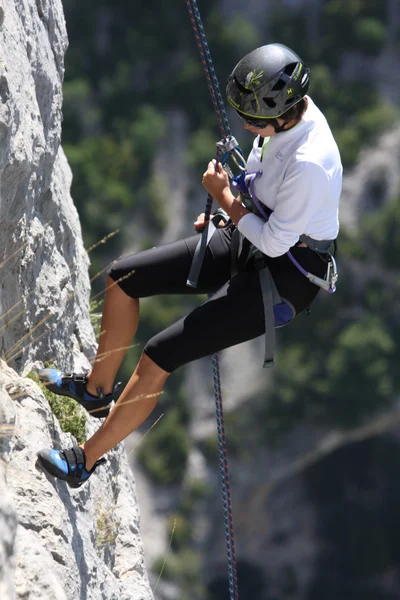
[36, 453, 86, 489]
[45, 383, 110, 419]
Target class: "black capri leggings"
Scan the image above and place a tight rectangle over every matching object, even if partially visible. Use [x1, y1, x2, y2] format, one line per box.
[108, 224, 326, 372]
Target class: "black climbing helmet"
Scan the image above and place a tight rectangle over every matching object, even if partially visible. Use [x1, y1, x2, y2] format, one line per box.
[226, 43, 310, 120]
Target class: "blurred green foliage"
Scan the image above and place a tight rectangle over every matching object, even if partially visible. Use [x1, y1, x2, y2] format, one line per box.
[153, 548, 204, 598]
[136, 408, 191, 485]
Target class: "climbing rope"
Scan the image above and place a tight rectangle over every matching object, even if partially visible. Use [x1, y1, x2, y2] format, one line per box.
[185, 1, 239, 598]
[185, 0, 229, 220]
[185, 0, 231, 139]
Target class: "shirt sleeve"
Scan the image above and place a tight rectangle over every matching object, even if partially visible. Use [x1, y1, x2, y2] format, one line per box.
[237, 161, 330, 257]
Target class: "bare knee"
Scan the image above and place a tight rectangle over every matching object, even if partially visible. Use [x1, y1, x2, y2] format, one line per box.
[105, 274, 115, 288]
[135, 352, 171, 384]
[105, 274, 138, 304]
[106, 274, 125, 294]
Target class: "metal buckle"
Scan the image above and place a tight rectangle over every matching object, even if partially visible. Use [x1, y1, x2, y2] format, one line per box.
[216, 136, 247, 173]
[326, 256, 338, 289]
[216, 135, 239, 153]
[72, 374, 87, 383]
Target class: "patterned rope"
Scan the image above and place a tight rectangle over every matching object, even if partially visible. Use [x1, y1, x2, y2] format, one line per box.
[212, 352, 239, 600]
[185, 1, 239, 598]
[185, 0, 231, 140]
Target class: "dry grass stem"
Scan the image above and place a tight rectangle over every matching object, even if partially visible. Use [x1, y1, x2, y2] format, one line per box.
[0, 309, 25, 335]
[3, 283, 81, 362]
[90, 261, 117, 284]
[127, 414, 164, 458]
[87, 391, 162, 417]
[0, 299, 23, 324]
[93, 344, 139, 364]
[86, 230, 119, 254]
[0, 260, 78, 329]
[153, 518, 177, 593]
[90, 270, 135, 302]
[5, 330, 48, 364]
[0, 220, 53, 271]
[0, 424, 15, 439]
[0, 240, 30, 269]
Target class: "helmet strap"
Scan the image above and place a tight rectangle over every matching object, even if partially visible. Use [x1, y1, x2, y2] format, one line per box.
[269, 118, 288, 134]
[272, 98, 308, 133]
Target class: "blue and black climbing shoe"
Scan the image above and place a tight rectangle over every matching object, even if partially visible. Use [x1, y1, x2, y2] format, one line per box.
[36, 445, 106, 489]
[37, 369, 121, 419]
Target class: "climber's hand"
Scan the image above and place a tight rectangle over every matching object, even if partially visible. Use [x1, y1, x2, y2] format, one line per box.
[194, 213, 226, 232]
[202, 159, 230, 202]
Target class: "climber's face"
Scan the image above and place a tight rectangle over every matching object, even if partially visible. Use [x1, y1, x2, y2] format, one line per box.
[236, 110, 280, 137]
[242, 119, 278, 137]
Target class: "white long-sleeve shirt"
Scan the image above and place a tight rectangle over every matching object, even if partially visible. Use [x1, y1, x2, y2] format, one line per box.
[237, 96, 342, 257]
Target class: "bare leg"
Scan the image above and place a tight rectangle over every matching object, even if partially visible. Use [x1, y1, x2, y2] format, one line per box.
[82, 352, 170, 470]
[86, 275, 139, 396]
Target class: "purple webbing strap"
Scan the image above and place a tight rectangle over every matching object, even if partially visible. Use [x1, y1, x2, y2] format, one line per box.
[286, 250, 310, 277]
[248, 171, 271, 220]
[287, 251, 336, 293]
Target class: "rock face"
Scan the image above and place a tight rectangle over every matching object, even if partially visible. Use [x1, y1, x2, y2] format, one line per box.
[1, 361, 153, 600]
[0, 0, 95, 372]
[0, 1, 153, 598]
[0, 444, 17, 600]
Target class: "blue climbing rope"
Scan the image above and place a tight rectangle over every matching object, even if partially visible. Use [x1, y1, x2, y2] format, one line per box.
[185, 2, 239, 599]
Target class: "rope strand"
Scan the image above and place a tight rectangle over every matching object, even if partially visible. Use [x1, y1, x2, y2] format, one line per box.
[185, 0, 231, 139]
[185, 1, 239, 598]
[212, 353, 239, 600]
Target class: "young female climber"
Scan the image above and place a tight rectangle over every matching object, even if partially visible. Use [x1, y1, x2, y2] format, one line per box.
[37, 43, 342, 487]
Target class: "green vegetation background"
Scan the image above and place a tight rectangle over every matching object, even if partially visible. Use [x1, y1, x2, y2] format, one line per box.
[61, 0, 400, 598]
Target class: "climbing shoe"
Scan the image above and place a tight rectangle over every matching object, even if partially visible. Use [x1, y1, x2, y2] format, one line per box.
[37, 369, 121, 419]
[36, 445, 105, 489]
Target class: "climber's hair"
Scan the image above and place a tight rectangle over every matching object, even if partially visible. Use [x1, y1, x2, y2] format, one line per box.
[281, 97, 307, 122]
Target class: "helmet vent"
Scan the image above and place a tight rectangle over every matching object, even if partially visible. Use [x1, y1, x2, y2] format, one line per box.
[271, 79, 286, 92]
[234, 75, 251, 94]
[285, 95, 300, 105]
[284, 63, 297, 76]
[263, 98, 277, 108]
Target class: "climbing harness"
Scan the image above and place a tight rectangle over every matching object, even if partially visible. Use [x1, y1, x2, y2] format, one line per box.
[188, 145, 338, 367]
[232, 169, 339, 295]
[231, 167, 338, 365]
[185, 1, 240, 599]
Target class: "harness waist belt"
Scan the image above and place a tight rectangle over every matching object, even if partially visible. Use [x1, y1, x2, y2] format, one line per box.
[299, 234, 333, 253]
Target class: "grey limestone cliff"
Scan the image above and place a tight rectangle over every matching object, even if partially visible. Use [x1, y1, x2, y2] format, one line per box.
[0, 0, 95, 372]
[0, 1, 152, 598]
